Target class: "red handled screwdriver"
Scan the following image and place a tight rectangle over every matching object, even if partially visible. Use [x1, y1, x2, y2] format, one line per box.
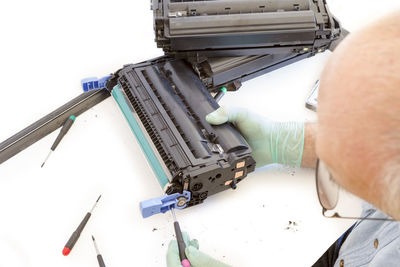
[62, 195, 101, 256]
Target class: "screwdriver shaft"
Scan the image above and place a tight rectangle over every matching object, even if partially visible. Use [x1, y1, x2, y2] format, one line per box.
[92, 235, 106, 267]
[171, 208, 177, 222]
[90, 195, 102, 213]
[41, 150, 52, 168]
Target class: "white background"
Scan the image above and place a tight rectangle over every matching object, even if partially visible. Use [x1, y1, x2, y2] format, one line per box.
[0, 1, 399, 266]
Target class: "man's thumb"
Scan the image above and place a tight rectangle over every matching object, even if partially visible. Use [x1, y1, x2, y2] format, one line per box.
[206, 107, 229, 125]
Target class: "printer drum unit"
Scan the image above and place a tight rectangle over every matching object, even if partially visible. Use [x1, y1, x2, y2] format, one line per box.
[110, 58, 256, 207]
[153, 0, 341, 59]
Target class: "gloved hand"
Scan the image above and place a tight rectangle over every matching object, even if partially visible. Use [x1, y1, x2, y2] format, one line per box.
[206, 107, 304, 168]
[167, 232, 230, 267]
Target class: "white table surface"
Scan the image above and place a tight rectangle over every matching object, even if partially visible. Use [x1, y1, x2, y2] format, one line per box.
[0, 1, 398, 266]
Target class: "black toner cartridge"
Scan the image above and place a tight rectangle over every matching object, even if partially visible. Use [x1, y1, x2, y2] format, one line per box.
[107, 57, 256, 209]
[193, 52, 315, 91]
[152, 0, 341, 60]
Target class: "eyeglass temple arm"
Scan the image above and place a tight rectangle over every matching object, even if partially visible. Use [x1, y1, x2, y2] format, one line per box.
[322, 208, 396, 221]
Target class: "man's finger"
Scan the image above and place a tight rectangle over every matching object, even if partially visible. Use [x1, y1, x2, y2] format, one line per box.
[167, 240, 183, 267]
[206, 107, 229, 125]
[189, 239, 199, 249]
[185, 246, 231, 267]
[182, 232, 191, 246]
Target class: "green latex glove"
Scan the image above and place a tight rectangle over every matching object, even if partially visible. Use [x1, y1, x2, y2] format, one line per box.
[206, 107, 304, 168]
[167, 232, 230, 267]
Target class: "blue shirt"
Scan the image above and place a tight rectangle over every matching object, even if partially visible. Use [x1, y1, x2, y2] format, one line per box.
[334, 202, 400, 267]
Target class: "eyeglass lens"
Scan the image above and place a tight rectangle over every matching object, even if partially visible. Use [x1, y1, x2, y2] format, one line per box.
[316, 159, 340, 210]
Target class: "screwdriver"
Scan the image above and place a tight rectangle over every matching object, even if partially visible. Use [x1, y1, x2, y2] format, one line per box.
[62, 195, 101, 256]
[214, 87, 227, 103]
[171, 209, 191, 267]
[92, 235, 106, 267]
[41, 115, 76, 168]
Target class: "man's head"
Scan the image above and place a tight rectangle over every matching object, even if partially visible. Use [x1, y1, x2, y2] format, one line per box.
[316, 12, 400, 220]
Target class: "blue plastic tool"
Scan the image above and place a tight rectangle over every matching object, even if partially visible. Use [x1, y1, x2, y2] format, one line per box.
[81, 76, 111, 92]
[140, 191, 191, 218]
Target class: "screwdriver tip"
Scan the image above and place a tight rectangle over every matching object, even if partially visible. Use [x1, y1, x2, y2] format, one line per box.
[41, 150, 52, 168]
[92, 235, 101, 255]
[89, 195, 102, 214]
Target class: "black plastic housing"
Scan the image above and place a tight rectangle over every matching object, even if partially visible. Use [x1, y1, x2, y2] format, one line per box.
[108, 57, 256, 207]
[152, 0, 341, 62]
[195, 52, 313, 92]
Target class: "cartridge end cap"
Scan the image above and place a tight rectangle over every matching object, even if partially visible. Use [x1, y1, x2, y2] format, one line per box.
[62, 247, 71, 256]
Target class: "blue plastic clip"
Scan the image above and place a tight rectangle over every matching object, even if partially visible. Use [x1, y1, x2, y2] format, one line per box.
[81, 76, 111, 92]
[140, 191, 191, 218]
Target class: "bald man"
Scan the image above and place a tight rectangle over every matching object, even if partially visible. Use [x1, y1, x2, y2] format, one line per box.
[167, 12, 400, 267]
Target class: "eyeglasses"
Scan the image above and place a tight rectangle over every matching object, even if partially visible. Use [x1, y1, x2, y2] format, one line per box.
[315, 159, 395, 221]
